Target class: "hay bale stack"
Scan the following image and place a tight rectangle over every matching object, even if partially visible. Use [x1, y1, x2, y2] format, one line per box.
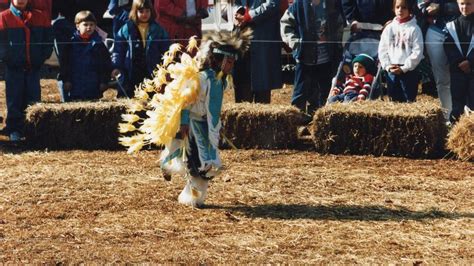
[25, 100, 129, 150]
[311, 101, 447, 158]
[447, 113, 474, 161]
[221, 103, 304, 149]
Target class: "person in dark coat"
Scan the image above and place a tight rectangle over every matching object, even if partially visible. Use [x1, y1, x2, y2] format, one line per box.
[0, 0, 53, 141]
[52, 0, 112, 102]
[233, 0, 283, 103]
[107, 0, 133, 38]
[281, 0, 343, 116]
[60, 11, 111, 101]
[61, 11, 111, 101]
[444, 0, 473, 122]
[342, 0, 394, 31]
[111, 0, 170, 97]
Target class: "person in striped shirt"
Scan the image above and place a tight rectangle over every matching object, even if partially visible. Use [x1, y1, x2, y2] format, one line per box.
[328, 54, 375, 103]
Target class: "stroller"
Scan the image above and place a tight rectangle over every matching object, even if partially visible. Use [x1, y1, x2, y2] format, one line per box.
[329, 24, 385, 102]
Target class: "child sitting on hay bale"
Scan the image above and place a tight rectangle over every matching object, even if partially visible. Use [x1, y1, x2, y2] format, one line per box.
[60, 11, 111, 101]
[327, 54, 375, 103]
[119, 29, 252, 207]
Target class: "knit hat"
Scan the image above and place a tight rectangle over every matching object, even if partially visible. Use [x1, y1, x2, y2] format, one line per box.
[352, 54, 375, 74]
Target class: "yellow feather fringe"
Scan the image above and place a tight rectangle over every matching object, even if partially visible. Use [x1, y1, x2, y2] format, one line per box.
[119, 38, 201, 154]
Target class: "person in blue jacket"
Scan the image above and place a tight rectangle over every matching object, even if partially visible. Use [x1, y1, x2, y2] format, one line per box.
[281, 0, 343, 119]
[0, 0, 53, 141]
[111, 0, 169, 97]
[60, 11, 112, 101]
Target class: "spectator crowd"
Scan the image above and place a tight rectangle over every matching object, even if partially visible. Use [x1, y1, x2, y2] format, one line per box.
[0, 0, 472, 142]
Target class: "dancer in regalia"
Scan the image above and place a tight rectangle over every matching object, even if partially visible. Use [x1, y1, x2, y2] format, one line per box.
[119, 29, 252, 207]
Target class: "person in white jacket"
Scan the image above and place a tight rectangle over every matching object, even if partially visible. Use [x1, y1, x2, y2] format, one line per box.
[378, 0, 424, 102]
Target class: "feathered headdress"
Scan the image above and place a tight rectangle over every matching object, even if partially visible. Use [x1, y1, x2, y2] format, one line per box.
[196, 27, 253, 68]
[118, 29, 253, 154]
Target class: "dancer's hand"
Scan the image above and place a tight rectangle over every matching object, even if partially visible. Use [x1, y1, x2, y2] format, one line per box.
[179, 125, 189, 138]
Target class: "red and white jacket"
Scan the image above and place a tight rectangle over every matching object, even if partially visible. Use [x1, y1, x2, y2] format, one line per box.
[335, 73, 374, 100]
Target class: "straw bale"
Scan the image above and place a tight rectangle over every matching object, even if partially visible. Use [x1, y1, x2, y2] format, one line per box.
[221, 103, 304, 149]
[24, 100, 129, 150]
[447, 113, 474, 161]
[311, 100, 448, 158]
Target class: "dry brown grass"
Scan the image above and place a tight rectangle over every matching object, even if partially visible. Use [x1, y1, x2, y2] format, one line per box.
[0, 149, 473, 263]
[0, 79, 473, 263]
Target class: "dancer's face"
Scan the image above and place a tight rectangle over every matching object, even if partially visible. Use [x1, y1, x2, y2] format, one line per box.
[221, 56, 236, 75]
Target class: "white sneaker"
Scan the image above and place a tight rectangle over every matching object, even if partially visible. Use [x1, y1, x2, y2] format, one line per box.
[9, 131, 21, 142]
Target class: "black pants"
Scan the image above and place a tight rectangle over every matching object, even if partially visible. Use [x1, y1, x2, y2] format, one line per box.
[292, 62, 332, 114]
[233, 52, 271, 104]
[186, 135, 207, 178]
[450, 71, 474, 122]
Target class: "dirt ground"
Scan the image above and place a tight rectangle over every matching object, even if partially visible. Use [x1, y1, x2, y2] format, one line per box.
[0, 78, 473, 263]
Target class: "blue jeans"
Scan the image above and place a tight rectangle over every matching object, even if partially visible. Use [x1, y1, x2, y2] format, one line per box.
[293, 62, 332, 113]
[450, 72, 474, 122]
[386, 70, 420, 102]
[327, 91, 359, 103]
[5, 67, 41, 133]
[426, 26, 452, 120]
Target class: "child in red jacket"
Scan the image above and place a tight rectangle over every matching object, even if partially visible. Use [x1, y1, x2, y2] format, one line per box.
[0, 0, 53, 141]
[328, 54, 375, 103]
